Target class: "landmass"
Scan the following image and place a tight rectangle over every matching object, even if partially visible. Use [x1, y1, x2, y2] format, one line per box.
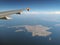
[25, 25, 52, 36]
[15, 29, 24, 32]
[8, 25, 52, 37]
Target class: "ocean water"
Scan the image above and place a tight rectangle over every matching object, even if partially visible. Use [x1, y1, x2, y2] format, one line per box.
[0, 14, 60, 45]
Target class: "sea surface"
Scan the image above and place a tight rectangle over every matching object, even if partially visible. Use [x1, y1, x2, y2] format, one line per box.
[0, 14, 60, 45]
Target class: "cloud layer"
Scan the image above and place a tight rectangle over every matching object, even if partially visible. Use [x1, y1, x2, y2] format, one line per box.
[23, 11, 60, 15]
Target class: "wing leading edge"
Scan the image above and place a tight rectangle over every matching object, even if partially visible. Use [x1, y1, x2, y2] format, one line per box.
[0, 8, 30, 20]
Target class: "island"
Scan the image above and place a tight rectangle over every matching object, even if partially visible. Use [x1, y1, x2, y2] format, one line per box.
[8, 25, 52, 37]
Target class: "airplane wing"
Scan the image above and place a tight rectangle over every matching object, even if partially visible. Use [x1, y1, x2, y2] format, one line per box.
[0, 8, 30, 20]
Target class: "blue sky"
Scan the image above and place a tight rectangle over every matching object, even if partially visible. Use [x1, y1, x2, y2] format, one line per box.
[0, 0, 60, 12]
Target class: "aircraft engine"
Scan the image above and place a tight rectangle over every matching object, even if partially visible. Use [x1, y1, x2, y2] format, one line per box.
[16, 12, 21, 14]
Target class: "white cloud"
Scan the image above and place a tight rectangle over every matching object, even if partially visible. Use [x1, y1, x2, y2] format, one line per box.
[23, 11, 60, 14]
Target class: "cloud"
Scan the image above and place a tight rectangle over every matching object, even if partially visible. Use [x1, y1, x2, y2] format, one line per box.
[23, 11, 60, 15]
[37, 14, 60, 22]
[23, 11, 60, 22]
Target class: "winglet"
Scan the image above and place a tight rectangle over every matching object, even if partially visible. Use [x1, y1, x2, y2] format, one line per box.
[26, 8, 30, 11]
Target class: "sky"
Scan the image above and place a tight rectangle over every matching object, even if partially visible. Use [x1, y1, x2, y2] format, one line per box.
[0, 0, 60, 14]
